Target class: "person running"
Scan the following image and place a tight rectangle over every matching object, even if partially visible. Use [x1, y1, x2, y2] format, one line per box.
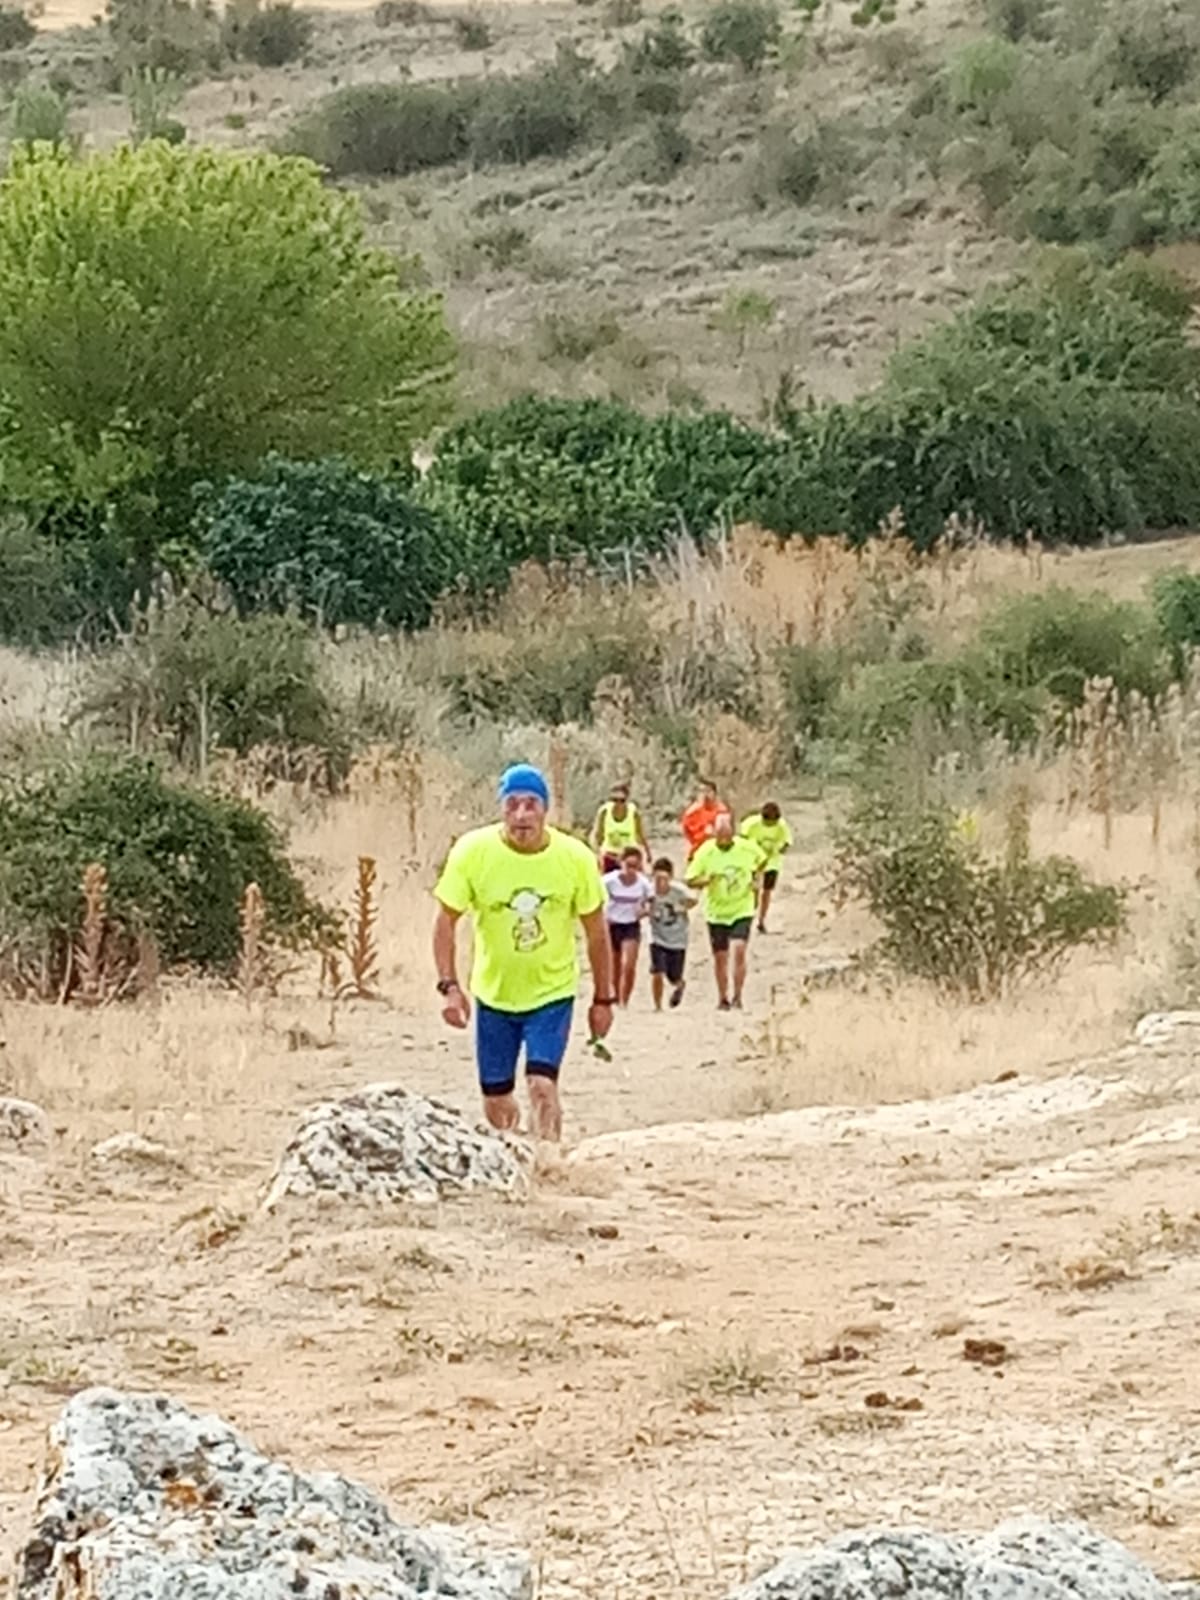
[648, 855, 696, 1011]
[740, 801, 794, 934]
[433, 763, 615, 1143]
[602, 845, 651, 1008]
[592, 782, 649, 874]
[687, 812, 766, 1010]
[680, 778, 730, 862]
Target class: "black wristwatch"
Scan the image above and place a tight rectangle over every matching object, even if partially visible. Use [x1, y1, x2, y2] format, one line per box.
[436, 978, 461, 996]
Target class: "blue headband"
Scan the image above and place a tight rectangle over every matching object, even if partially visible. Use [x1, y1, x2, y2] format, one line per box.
[497, 763, 550, 807]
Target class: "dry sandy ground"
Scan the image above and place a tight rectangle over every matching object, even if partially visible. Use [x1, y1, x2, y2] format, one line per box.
[2, 858, 1200, 1598]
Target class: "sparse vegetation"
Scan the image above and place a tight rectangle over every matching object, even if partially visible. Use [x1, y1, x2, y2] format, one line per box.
[0, 4, 35, 48]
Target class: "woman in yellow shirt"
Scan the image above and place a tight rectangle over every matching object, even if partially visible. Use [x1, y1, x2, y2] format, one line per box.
[592, 782, 649, 874]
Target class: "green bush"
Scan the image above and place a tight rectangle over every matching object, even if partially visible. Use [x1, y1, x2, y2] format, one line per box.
[0, 144, 453, 591]
[466, 68, 590, 165]
[79, 602, 350, 784]
[228, 0, 313, 65]
[623, 7, 693, 73]
[1098, 0, 1200, 105]
[8, 84, 70, 145]
[945, 36, 1021, 116]
[0, 754, 330, 995]
[283, 81, 470, 175]
[198, 454, 453, 631]
[700, 0, 780, 71]
[0, 519, 86, 646]
[834, 656, 1042, 752]
[453, 11, 491, 47]
[976, 587, 1169, 707]
[105, 0, 223, 74]
[749, 117, 866, 206]
[1142, 114, 1200, 242]
[0, 6, 35, 47]
[982, 0, 1052, 42]
[833, 795, 1124, 997]
[1151, 568, 1200, 676]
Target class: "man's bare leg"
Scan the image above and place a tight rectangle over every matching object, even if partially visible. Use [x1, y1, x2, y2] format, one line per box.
[527, 1074, 562, 1142]
[619, 940, 639, 1006]
[651, 972, 664, 1010]
[757, 883, 773, 933]
[732, 939, 749, 1007]
[713, 947, 730, 1006]
[483, 1092, 520, 1131]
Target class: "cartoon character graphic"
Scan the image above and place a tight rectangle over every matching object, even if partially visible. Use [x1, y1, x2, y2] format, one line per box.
[508, 887, 547, 952]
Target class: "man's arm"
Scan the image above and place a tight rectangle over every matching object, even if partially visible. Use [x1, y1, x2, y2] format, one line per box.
[433, 902, 470, 1027]
[581, 907, 616, 1040]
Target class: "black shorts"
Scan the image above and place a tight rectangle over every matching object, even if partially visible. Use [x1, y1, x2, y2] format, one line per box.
[708, 918, 753, 952]
[608, 921, 641, 948]
[762, 869, 779, 890]
[650, 944, 686, 984]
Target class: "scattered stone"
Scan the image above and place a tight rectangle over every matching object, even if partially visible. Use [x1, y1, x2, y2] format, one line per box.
[89, 1131, 188, 1181]
[0, 1097, 49, 1148]
[863, 1391, 922, 1412]
[587, 1223, 620, 1240]
[730, 1518, 1174, 1599]
[1133, 1011, 1200, 1049]
[14, 1387, 531, 1600]
[963, 1336, 1009, 1367]
[264, 1082, 531, 1210]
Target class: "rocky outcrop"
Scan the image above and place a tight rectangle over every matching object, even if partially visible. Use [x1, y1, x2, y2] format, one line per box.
[15, 1388, 530, 1600]
[0, 1096, 49, 1148]
[264, 1082, 531, 1209]
[731, 1519, 1177, 1599]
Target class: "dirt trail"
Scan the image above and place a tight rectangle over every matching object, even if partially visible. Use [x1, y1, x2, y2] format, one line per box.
[3, 847, 1200, 1598]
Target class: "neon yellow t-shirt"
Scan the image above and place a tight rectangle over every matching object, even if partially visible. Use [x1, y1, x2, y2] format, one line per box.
[739, 813, 794, 871]
[688, 836, 765, 925]
[435, 825, 604, 1012]
[596, 801, 641, 853]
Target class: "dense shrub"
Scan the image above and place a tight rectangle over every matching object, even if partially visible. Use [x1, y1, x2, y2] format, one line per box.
[1151, 569, 1200, 677]
[700, 0, 780, 71]
[466, 68, 590, 165]
[833, 796, 1124, 997]
[8, 84, 70, 144]
[0, 520, 86, 646]
[0, 5, 35, 48]
[0, 755, 330, 995]
[622, 7, 693, 73]
[0, 144, 453, 594]
[976, 587, 1170, 707]
[422, 396, 782, 587]
[834, 656, 1042, 752]
[283, 81, 470, 175]
[79, 602, 350, 784]
[227, 0, 313, 65]
[198, 454, 453, 631]
[105, 0, 222, 74]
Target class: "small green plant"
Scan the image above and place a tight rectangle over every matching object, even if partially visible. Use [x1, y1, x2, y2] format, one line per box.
[623, 6, 693, 73]
[833, 795, 1124, 998]
[8, 84, 70, 145]
[0, 5, 35, 47]
[453, 10, 491, 48]
[1151, 569, 1200, 677]
[125, 65, 185, 144]
[700, 0, 781, 71]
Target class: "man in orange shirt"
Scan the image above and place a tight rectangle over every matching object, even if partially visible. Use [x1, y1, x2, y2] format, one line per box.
[680, 778, 730, 861]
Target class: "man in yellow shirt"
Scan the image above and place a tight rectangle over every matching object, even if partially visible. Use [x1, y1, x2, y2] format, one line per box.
[686, 813, 766, 1010]
[433, 763, 615, 1142]
[592, 782, 649, 874]
[739, 801, 794, 934]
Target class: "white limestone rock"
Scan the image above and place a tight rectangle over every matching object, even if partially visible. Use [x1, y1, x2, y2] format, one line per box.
[264, 1082, 531, 1209]
[0, 1096, 50, 1148]
[14, 1387, 531, 1600]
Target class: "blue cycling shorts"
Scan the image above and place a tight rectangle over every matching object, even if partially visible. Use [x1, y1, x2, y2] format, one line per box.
[475, 998, 575, 1097]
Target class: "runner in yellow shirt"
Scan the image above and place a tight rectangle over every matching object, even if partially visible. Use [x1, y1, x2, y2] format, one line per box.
[433, 763, 615, 1142]
[740, 801, 794, 934]
[686, 813, 766, 1010]
[592, 782, 649, 873]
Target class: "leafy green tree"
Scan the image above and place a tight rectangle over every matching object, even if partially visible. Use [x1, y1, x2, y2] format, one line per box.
[700, 0, 781, 72]
[0, 143, 454, 601]
[198, 454, 454, 631]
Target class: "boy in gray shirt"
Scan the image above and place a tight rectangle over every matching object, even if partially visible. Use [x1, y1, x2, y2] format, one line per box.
[648, 856, 697, 1011]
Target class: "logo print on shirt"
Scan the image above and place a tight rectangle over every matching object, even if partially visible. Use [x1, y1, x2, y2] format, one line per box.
[508, 888, 547, 952]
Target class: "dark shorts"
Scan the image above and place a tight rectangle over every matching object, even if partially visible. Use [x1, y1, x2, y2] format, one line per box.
[650, 944, 686, 984]
[475, 998, 574, 1097]
[708, 918, 753, 952]
[762, 869, 779, 890]
[608, 920, 642, 948]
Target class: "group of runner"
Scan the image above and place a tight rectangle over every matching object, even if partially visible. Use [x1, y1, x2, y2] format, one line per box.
[431, 763, 794, 1142]
[592, 779, 793, 1013]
